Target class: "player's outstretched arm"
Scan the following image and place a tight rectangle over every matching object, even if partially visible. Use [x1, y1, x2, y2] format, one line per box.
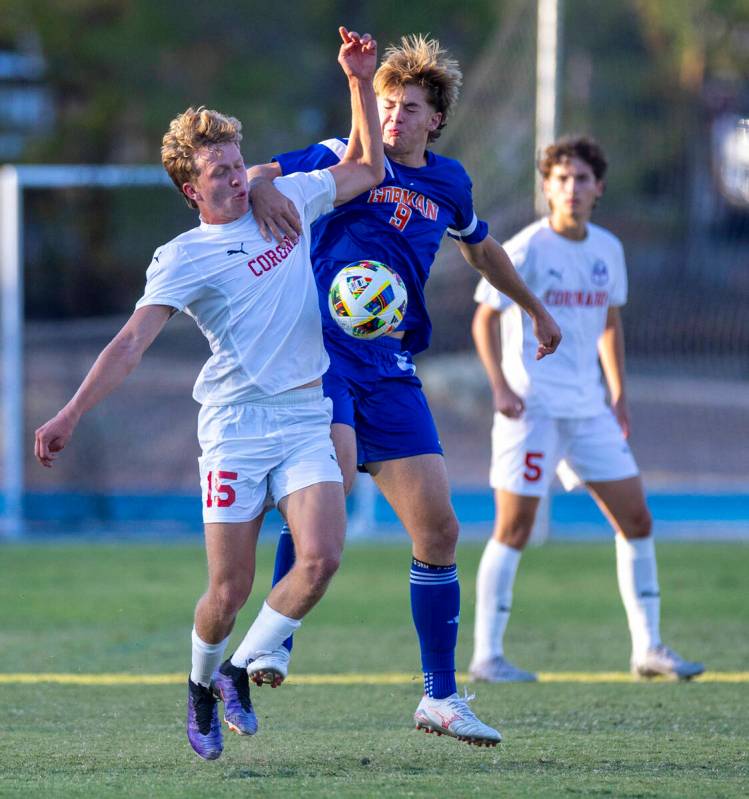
[457, 236, 562, 360]
[329, 27, 385, 205]
[34, 304, 173, 468]
[598, 305, 630, 437]
[472, 303, 525, 418]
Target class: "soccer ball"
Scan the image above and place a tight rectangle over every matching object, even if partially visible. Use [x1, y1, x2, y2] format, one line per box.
[328, 260, 408, 339]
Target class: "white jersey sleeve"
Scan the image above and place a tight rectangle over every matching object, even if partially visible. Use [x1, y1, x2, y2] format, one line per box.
[608, 236, 628, 307]
[135, 243, 203, 312]
[274, 169, 336, 227]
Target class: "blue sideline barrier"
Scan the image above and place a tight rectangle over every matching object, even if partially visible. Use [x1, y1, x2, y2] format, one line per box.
[11, 490, 749, 540]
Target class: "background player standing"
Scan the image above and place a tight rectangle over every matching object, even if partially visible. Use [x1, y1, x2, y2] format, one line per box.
[469, 135, 704, 683]
[34, 27, 384, 760]
[247, 34, 562, 747]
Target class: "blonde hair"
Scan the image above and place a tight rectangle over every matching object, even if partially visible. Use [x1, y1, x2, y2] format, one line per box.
[374, 34, 462, 142]
[161, 106, 243, 208]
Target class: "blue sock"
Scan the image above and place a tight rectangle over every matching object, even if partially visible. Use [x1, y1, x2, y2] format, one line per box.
[410, 557, 459, 699]
[272, 523, 296, 652]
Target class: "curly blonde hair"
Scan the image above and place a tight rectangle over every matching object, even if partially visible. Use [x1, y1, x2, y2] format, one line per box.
[161, 107, 243, 208]
[374, 34, 462, 142]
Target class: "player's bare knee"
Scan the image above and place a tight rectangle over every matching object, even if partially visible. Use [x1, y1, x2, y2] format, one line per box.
[435, 510, 460, 545]
[622, 506, 652, 539]
[497, 522, 532, 550]
[210, 577, 252, 618]
[296, 552, 341, 594]
[497, 509, 535, 550]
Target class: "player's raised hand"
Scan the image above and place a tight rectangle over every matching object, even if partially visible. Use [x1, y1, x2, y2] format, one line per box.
[533, 309, 562, 360]
[34, 411, 77, 468]
[337, 26, 378, 81]
[249, 178, 301, 244]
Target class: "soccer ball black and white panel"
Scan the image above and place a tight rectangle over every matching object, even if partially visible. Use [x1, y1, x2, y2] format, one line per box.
[328, 260, 408, 340]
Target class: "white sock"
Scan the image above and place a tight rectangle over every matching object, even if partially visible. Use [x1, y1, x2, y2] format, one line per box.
[230, 601, 302, 669]
[472, 538, 522, 666]
[190, 627, 229, 688]
[615, 535, 662, 660]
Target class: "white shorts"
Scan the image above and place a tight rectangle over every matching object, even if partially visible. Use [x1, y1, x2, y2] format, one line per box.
[490, 409, 639, 497]
[197, 386, 342, 524]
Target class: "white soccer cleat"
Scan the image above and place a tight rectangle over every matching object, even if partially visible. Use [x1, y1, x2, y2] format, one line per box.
[469, 655, 537, 683]
[414, 690, 502, 747]
[631, 644, 704, 680]
[247, 646, 290, 688]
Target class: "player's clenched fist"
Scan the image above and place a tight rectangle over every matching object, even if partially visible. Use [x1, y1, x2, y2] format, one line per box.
[35, 411, 77, 468]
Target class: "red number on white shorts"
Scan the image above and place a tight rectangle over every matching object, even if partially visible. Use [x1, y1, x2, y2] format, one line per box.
[523, 452, 544, 482]
[206, 470, 238, 508]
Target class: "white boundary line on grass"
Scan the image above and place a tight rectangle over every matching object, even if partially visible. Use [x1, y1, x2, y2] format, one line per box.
[1, 672, 747, 685]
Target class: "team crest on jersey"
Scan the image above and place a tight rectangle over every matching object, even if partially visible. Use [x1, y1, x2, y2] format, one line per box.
[591, 259, 609, 286]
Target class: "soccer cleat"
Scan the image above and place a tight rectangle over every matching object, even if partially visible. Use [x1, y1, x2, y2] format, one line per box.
[187, 678, 223, 760]
[211, 659, 258, 735]
[469, 655, 537, 683]
[414, 690, 502, 747]
[247, 646, 290, 688]
[631, 644, 705, 680]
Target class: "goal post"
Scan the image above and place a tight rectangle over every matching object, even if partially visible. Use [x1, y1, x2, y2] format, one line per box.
[0, 164, 171, 538]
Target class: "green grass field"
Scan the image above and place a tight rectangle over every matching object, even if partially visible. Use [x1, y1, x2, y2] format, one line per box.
[1, 539, 747, 798]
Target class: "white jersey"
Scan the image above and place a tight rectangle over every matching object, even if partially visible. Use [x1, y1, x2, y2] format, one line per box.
[474, 217, 628, 418]
[136, 169, 336, 405]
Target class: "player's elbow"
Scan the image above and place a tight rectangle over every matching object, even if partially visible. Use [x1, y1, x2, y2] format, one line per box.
[356, 161, 384, 190]
[370, 162, 386, 186]
[106, 331, 146, 373]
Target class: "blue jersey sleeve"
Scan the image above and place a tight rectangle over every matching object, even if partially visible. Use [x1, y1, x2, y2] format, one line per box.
[273, 138, 346, 175]
[444, 168, 489, 245]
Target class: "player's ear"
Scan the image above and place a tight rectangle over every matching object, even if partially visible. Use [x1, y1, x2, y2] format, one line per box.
[183, 182, 199, 203]
[427, 112, 442, 132]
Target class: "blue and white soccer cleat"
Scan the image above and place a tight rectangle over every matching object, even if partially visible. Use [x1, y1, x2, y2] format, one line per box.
[247, 646, 290, 688]
[469, 655, 537, 683]
[187, 678, 223, 760]
[414, 690, 502, 747]
[631, 644, 704, 680]
[211, 659, 258, 735]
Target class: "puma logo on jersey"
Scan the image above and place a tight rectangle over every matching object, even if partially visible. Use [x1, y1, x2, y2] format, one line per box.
[447, 615, 460, 625]
[548, 268, 563, 280]
[227, 243, 248, 255]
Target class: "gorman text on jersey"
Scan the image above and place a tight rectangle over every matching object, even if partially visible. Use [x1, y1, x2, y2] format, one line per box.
[367, 186, 439, 221]
[247, 236, 298, 278]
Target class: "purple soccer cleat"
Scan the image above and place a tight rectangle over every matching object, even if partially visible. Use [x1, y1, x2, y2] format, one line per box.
[187, 678, 223, 760]
[211, 659, 258, 735]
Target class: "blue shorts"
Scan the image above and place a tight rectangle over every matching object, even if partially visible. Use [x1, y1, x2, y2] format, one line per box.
[322, 335, 442, 467]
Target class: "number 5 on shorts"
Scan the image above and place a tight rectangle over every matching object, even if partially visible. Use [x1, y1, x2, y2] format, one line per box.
[206, 470, 238, 508]
[524, 452, 544, 482]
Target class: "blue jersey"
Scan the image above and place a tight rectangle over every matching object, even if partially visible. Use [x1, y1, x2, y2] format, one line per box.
[273, 138, 488, 355]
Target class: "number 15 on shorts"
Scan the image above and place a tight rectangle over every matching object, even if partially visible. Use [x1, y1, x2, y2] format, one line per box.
[206, 470, 237, 507]
[524, 452, 544, 482]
